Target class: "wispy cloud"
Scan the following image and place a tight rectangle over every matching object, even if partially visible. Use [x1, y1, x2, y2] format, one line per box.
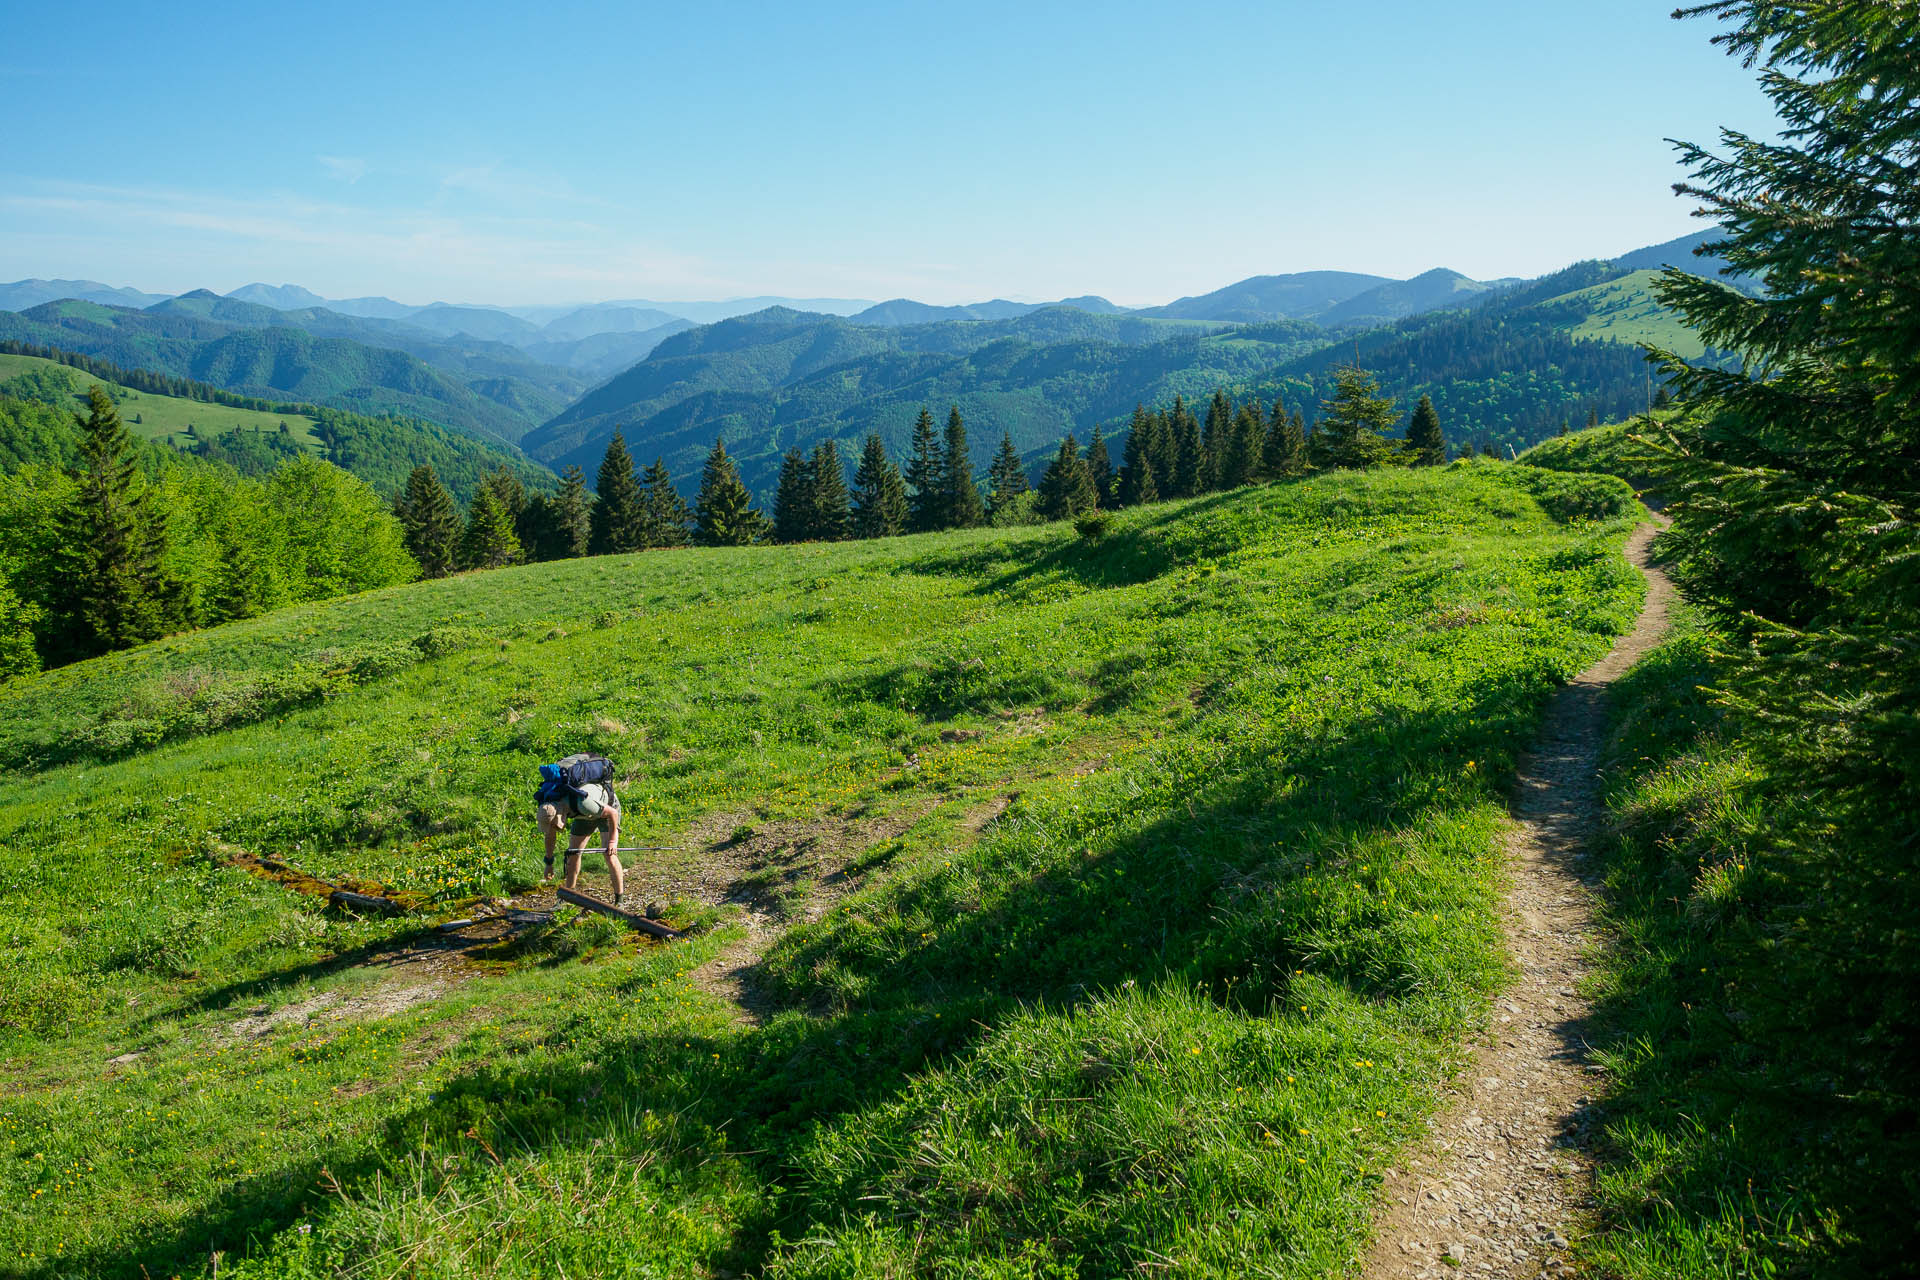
[318, 155, 367, 184]
[0, 177, 733, 302]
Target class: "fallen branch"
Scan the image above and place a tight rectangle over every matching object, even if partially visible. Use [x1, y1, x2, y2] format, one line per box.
[555, 886, 684, 939]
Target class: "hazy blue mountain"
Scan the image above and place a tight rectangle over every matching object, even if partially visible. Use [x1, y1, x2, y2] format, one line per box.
[0, 279, 173, 311]
[1314, 268, 1503, 328]
[1140, 270, 1393, 322]
[539, 304, 686, 341]
[851, 295, 1127, 326]
[520, 319, 696, 378]
[398, 303, 544, 344]
[324, 295, 422, 320]
[225, 282, 332, 310]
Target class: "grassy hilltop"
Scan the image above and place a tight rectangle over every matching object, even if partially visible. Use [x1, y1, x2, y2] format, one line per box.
[0, 463, 1642, 1278]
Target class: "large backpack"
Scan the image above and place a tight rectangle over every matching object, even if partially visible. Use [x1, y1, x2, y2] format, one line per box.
[535, 753, 616, 809]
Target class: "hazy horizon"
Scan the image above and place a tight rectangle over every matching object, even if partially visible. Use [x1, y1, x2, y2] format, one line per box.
[1, 2, 1776, 308]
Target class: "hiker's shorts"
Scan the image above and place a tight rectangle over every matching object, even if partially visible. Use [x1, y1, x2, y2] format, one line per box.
[571, 801, 618, 840]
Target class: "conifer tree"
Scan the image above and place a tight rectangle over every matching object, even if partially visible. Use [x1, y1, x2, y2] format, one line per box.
[1221, 403, 1263, 487]
[1405, 393, 1448, 466]
[1316, 368, 1397, 469]
[942, 405, 984, 529]
[1085, 423, 1113, 506]
[850, 433, 908, 538]
[639, 459, 690, 548]
[809, 438, 850, 540]
[552, 465, 593, 557]
[1036, 434, 1098, 520]
[1172, 403, 1205, 497]
[1586, 408, 1600, 430]
[1148, 403, 1180, 492]
[772, 447, 814, 544]
[1117, 421, 1159, 506]
[48, 387, 184, 661]
[694, 438, 766, 546]
[1459, 440, 1476, 459]
[904, 407, 944, 533]
[986, 430, 1029, 514]
[1264, 402, 1309, 477]
[590, 430, 645, 554]
[396, 464, 458, 577]
[483, 467, 527, 533]
[1201, 390, 1233, 491]
[459, 483, 521, 569]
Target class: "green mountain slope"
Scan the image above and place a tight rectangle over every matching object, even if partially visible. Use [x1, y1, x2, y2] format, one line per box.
[528, 308, 1313, 494]
[0, 465, 1642, 1278]
[0, 298, 571, 449]
[0, 345, 551, 499]
[1249, 261, 1730, 456]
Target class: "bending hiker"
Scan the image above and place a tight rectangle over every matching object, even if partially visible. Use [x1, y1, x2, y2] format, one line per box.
[535, 753, 629, 907]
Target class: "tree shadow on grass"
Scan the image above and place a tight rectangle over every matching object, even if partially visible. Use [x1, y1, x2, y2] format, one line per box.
[85, 663, 1567, 1280]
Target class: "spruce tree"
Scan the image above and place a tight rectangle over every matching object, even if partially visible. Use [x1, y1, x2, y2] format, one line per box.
[1316, 368, 1397, 469]
[1036, 434, 1098, 521]
[397, 464, 458, 577]
[590, 430, 645, 554]
[904, 407, 944, 532]
[694, 438, 767, 546]
[772, 447, 814, 544]
[850, 433, 908, 538]
[1172, 403, 1205, 497]
[809, 438, 850, 541]
[1264, 402, 1309, 478]
[553, 465, 593, 557]
[483, 467, 527, 533]
[1221, 403, 1262, 487]
[1085, 423, 1113, 506]
[1586, 408, 1600, 431]
[942, 405, 984, 529]
[987, 430, 1029, 515]
[48, 387, 183, 660]
[459, 484, 521, 569]
[639, 458, 690, 547]
[1117, 421, 1159, 506]
[1405, 393, 1448, 466]
[1201, 390, 1233, 491]
[1148, 403, 1179, 493]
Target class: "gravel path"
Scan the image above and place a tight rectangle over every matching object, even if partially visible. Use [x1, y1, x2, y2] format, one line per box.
[1363, 515, 1674, 1280]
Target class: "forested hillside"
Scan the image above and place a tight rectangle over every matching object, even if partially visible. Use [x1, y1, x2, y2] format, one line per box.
[0, 297, 579, 447]
[527, 308, 1315, 493]
[527, 251, 1722, 498]
[0, 345, 552, 499]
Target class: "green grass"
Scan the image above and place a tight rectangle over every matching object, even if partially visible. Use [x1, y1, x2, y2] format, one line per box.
[0, 463, 1644, 1279]
[1579, 605, 1920, 1279]
[1519, 413, 1678, 494]
[0, 353, 322, 450]
[1547, 269, 1709, 359]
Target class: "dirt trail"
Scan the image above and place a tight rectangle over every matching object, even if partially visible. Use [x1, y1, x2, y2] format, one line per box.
[1364, 514, 1674, 1280]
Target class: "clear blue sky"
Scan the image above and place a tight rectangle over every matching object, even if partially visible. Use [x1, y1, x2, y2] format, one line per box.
[0, 1, 1775, 307]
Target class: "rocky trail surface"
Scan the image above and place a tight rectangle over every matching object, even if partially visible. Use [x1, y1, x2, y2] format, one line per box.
[1364, 514, 1674, 1280]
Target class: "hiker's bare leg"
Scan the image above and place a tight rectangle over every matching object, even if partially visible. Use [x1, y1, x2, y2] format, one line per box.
[603, 816, 625, 900]
[543, 827, 557, 881]
[562, 834, 589, 890]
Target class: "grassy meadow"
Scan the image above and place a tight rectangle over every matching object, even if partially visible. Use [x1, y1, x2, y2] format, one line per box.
[0, 353, 323, 450]
[0, 462, 1645, 1278]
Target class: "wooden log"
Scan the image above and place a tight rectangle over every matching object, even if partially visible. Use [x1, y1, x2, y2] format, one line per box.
[329, 888, 405, 916]
[555, 886, 683, 939]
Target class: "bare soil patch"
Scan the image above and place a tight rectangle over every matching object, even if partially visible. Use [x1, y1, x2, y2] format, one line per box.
[1364, 515, 1674, 1279]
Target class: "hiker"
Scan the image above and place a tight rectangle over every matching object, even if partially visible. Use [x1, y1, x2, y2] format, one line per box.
[535, 754, 629, 907]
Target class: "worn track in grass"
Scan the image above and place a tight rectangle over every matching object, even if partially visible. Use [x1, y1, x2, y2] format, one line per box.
[1364, 514, 1674, 1279]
